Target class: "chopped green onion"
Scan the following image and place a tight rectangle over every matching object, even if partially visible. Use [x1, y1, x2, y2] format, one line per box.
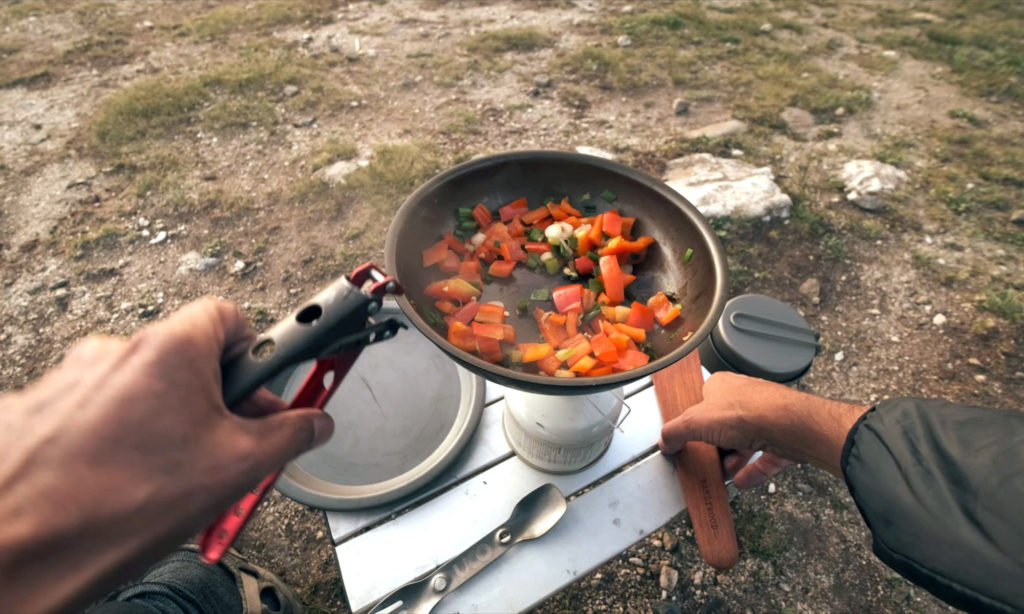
[582, 301, 604, 323]
[544, 257, 561, 275]
[601, 189, 617, 202]
[516, 299, 529, 314]
[456, 207, 473, 218]
[526, 253, 541, 270]
[588, 278, 604, 293]
[543, 196, 554, 205]
[458, 220, 478, 231]
[530, 288, 551, 301]
[587, 250, 600, 261]
[555, 347, 577, 361]
[493, 240, 501, 247]
[528, 227, 544, 242]
[581, 192, 591, 201]
[506, 349, 523, 363]
[567, 235, 578, 250]
[683, 247, 694, 263]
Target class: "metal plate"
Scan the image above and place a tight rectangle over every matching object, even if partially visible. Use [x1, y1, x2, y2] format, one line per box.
[270, 302, 485, 510]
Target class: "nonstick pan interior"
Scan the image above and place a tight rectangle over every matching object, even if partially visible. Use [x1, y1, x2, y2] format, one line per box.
[385, 151, 727, 395]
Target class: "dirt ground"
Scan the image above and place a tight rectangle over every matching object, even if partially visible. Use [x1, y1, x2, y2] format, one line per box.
[2, 1, 1022, 612]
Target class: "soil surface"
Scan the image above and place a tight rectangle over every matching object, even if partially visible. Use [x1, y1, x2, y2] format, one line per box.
[2, 1, 1022, 613]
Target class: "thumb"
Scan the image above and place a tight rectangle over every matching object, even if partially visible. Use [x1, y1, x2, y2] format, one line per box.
[658, 400, 733, 453]
[243, 409, 335, 472]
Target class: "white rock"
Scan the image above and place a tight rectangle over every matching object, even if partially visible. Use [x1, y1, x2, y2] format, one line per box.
[617, 35, 632, 47]
[768, 482, 777, 494]
[882, 49, 899, 58]
[838, 160, 908, 200]
[149, 230, 167, 244]
[575, 146, 616, 160]
[663, 153, 792, 219]
[684, 118, 747, 139]
[759, 23, 773, 33]
[834, 351, 845, 362]
[974, 374, 987, 384]
[316, 160, 361, 185]
[659, 566, 679, 592]
[932, 313, 947, 326]
[233, 260, 246, 272]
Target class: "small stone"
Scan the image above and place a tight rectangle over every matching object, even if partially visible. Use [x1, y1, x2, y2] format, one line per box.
[292, 116, 317, 128]
[28, 132, 49, 145]
[139, 305, 159, 319]
[621, 4, 634, 13]
[932, 313, 947, 326]
[967, 357, 983, 368]
[768, 482, 777, 494]
[662, 531, 678, 551]
[780, 106, 815, 138]
[617, 35, 632, 47]
[574, 146, 616, 160]
[799, 277, 821, 305]
[149, 230, 167, 244]
[138, 217, 150, 227]
[780, 582, 791, 592]
[673, 98, 691, 115]
[796, 482, 813, 494]
[628, 557, 645, 567]
[834, 106, 847, 116]
[692, 570, 704, 585]
[202, 173, 217, 181]
[867, 308, 882, 316]
[1010, 210, 1024, 225]
[233, 260, 247, 273]
[759, 23, 773, 33]
[652, 539, 663, 548]
[684, 119, 747, 140]
[974, 374, 988, 384]
[418, 27, 430, 38]
[54, 288, 71, 310]
[283, 84, 300, 97]
[834, 351, 845, 362]
[534, 75, 553, 88]
[913, 295, 931, 305]
[315, 530, 324, 540]
[49, 279, 70, 290]
[659, 566, 679, 592]
[730, 149, 744, 157]
[851, 193, 886, 212]
[198, 257, 220, 271]
[142, 20, 154, 29]
[881, 49, 899, 58]
[317, 159, 360, 185]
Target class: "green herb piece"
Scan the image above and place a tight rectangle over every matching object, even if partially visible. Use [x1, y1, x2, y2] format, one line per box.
[543, 196, 555, 205]
[582, 301, 605, 323]
[601, 189, 617, 202]
[581, 192, 591, 201]
[516, 299, 529, 314]
[530, 288, 551, 301]
[683, 247, 694, 263]
[567, 235, 578, 250]
[458, 220, 479, 231]
[423, 307, 445, 329]
[456, 207, 473, 218]
[587, 250, 599, 262]
[506, 349, 523, 363]
[493, 240, 501, 247]
[588, 278, 604, 293]
[528, 227, 544, 242]
[638, 341, 658, 360]
[526, 253, 541, 270]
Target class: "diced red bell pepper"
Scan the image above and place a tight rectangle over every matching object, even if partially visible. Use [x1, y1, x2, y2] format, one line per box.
[626, 302, 655, 330]
[588, 213, 604, 245]
[508, 217, 527, 238]
[525, 242, 552, 253]
[443, 232, 467, 255]
[475, 336, 503, 363]
[521, 207, 551, 225]
[488, 259, 516, 278]
[647, 291, 681, 326]
[590, 333, 618, 363]
[537, 354, 563, 375]
[582, 288, 597, 311]
[472, 203, 492, 228]
[518, 342, 554, 363]
[498, 197, 529, 223]
[447, 321, 477, 352]
[566, 309, 580, 336]
[458, 260, 482, 284]
[434, 300, 457, 315]
[559, 198, 582, 217]
[602, 210, 622, 237]
[574, 256, 594, 275]
[614, 349, 650, 371]
[534, 307, 569, 347]
[472, 321, 506, 340]
[547, 202, 568, 221]
[552, 284, 583, 314]
[599, 255, 625, 303]
[585, 365, 614, 377]
[475, 303, 506, 324]
[452, 300, 480, 324]
[599, 235, 654, 256]
[502, 324, 517, 344]
[438, 250, 460, 273]
[422, 240, 449, 267]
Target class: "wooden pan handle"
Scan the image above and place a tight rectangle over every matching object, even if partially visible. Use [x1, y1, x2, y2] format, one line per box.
[651, 351, 738, 570]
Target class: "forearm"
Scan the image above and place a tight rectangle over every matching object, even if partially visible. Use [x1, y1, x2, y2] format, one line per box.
[843, 398, 1024, 612]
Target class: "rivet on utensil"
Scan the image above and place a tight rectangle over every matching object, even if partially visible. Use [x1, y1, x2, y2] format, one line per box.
[385, 280, 397, 293]
[367, 301, 380, 315]
[497, 528, 512, 545]
[431, 574, 448, 592]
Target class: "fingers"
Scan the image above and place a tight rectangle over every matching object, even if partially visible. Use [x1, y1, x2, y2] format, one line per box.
[240, 409, 335, 476]
[659, 400, 745, 454]
[146, 297, 253, 365]
[731, 452, 793, 489]
[721, 450, 755, 481]
[232, 387, 289, 418]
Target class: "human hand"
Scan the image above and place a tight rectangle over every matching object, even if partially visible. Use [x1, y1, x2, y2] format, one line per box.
[0, 298, 334, 613]
[659, 372, 867, 489]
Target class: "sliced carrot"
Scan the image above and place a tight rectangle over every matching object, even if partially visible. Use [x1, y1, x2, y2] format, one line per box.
[521, 206, 551, 225]
[525, 242, 552, 253]
[566, 309, 580, 336]
[585, 365, 614, 377]
[548, 312, 567, 325]
[588, 213, 604, 245]
[613, 322, 647, 343]
[475, 303, 506, 324]
[434, 300, 457, 315]
[537, 354, 563, 375]
[498, 197, 528, 223]
[569, 354, 597, 374]
[559, 198, 583, 217]
[422, 240, 449, 267]
[547, 202, 569, 221]
[443, 232, 467, 255]
[599, 255, 625, 303]
[472, 203, 492, 228]
[518, 342, 554, 362]
[488, 259, 516, 277]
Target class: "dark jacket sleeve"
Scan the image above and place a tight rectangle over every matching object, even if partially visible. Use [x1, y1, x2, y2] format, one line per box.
[841, 398, 1024, 613]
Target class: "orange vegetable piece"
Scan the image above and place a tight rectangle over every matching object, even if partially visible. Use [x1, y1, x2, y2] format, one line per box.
[438, 250, 460, 273]
[603, 210, 622, 237]
[559, 198, 583, 217]
[570, 354, 597, 374]
[588, 213, 604, 245]
[475, 303, 506, 324]
[589, 333, 618, 363]
[599, 255, 625, 303]
[626, 302, 655, 330]
[537, 354, 563, 375]
[521, 207, 551, 225]
[422, 240, 449, 267]
[472, 203, 492, 228]
[434, 300, 457, 315]
[447, 321, 477, 352]
[488, 259, 516, 277]
[647, 291, 682, 326]
[518, 342, 554, 363]
[585, 366, 614, 377]
[534, 308, 569, 347]
[613, 322, 647, 343]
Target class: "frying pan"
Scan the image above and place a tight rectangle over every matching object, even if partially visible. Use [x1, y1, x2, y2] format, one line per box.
[385, 151, 728, 395]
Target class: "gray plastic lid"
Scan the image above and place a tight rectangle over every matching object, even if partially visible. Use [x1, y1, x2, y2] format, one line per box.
[709, 294, 819, 382]
[269, 302, 485, 511]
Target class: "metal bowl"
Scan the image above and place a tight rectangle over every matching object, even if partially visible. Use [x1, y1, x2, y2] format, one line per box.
[385, 151, 727, 395]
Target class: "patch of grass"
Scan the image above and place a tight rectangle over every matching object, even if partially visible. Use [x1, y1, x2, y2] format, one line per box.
[442, 110, 482, 136]
[0, 65, 51, 89]
[874, 136, 916, 168]
[737, 508, 792, 561]
[978, 288, 1024, 323]
[187, 1, 338, 39]
[73, 226, 123, 259]
[337, 143, 442, 215]
[63, 35, 131, 68]
[93, 80, 208, 153]
[948, 107, 985, 127]
[556, 46, 665, 90]
[202, 98, 277, 132]
[464, 27, 555, 56]
[869, 2, 1024, 105]
[310, 137, 358, 172]
[0, 1, 63, 26]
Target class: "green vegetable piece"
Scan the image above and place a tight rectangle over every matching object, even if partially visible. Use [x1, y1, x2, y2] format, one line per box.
[567, 235, 578, 250]
[506, 349, 523, 363]
[544, 257, 561, 275]
[588, 278, 604, 293]
[459, 220, 479, 231]
[601, 189, 617, 202]
[493, 240, 501, 247]
[516, 298, 529, 314]
[587, 250, 599, 261]
[530, 288, 551, 301]
[683, 247, 694, 263]
[581, 192, 591, 201]
[543, 196, 554, 205]
[528, 227, 544, 242]
[555, 347, 577, 361]
[456, 207, 473, 218]
[526, 253, 541, 270]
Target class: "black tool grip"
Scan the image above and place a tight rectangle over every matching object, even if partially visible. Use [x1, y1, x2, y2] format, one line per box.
[220, 275, 378, 407]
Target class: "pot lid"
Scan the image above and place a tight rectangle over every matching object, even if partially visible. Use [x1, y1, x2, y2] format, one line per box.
[709, 294, 819, 382]
[269, 302, 485, 510]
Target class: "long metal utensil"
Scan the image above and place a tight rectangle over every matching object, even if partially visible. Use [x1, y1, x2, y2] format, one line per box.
[368, 483, 568, 614]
